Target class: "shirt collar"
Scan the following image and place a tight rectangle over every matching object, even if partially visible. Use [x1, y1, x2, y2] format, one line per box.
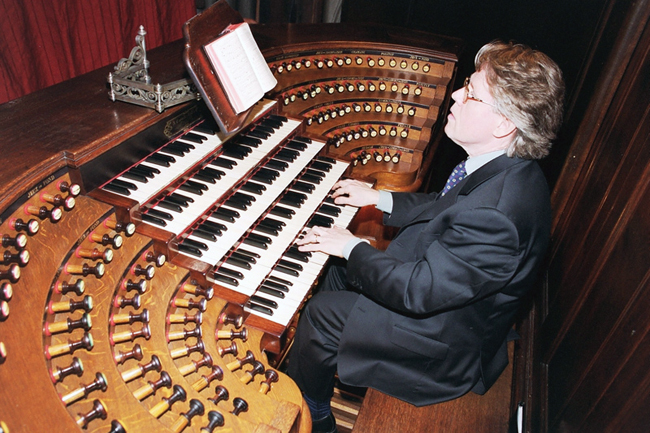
[465, 149, 506, 175]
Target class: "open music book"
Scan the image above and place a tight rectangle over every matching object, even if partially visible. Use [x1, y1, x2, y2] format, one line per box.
[203, 22, 277, 114]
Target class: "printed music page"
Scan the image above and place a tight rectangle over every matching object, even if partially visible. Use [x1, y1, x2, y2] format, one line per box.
[203, 22, 277, 114]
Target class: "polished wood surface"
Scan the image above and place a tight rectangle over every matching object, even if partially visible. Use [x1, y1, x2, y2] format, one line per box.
[0, 39, 190, 213]
[353, 343, 513, 432]
[517, 1, 650, 431]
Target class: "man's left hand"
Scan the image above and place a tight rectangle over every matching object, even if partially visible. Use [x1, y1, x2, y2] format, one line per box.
[296, 226, 356, 258]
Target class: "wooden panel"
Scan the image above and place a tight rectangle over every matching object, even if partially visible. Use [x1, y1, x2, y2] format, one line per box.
[352, 343, 513, 432]
[533, 1, 650, 431]
[0, 39, 191, 212]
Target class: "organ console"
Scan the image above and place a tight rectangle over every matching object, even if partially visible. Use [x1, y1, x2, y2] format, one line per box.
[0, 1, 459, 431]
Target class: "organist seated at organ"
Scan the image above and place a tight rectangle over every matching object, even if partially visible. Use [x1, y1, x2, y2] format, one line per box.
[289, 40, 564, 433]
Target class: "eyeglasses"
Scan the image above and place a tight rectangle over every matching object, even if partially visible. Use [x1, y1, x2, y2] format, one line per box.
[463, 77, 496, 107]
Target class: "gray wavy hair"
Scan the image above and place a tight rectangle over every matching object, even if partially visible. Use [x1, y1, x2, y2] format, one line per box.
[475, 41, 565, 159]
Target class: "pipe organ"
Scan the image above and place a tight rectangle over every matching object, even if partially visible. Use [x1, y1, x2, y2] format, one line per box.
[258, 24, 459, 193]
[0, 5, 459, 432]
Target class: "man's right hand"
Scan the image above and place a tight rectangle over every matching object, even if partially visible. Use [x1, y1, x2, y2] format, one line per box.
[331, 179, 380, 208]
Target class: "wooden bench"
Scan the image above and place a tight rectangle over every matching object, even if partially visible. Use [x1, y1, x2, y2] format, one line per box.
[351, 342, 514, 432]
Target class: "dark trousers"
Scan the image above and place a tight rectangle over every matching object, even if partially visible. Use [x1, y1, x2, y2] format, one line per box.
[287, 265, 359, 401]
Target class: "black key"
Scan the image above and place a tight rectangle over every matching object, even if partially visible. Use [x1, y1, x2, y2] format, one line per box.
[224, 197, 248, 210]
[292, 181, 315, 193]
[285, 190, 308, 203]
[254, 225, 278, 236]
[248, 232, 272, 245]
[274, 264, 300, 277]
[177, 243, 202, 257]
[269, 205, 294, 219]
[147, 208, 173, 221]
[180, 132, 205, 143]
[318, 203, 341, 216]
[211, 157, 236, 169]
[236, 248, 261, 259]
[104, 182, 131, 195]
[170, 192, 194, 204]
[225, 256, 252, 270]
[248, 129, 270, 139]
[258, 286, 285, 298]
[231, 251, 256, 264]
[250, 295, 277, 309]
[306, 168, 326, 179]
[173, 141, 195, 151]
[266, 159, 288, 172]
[214, 207, 240, 220]
[160, 145, 186, 156]
[286, 140, 307, 151]
[308, 214, 335, 228]
[259, 218, 285, 230]
[122, 171, 148, 183]
[224, 141, 253, 155]
[278, 259, 302, 271]
[262, 275, 293, 292]
[193, 171, 217, 184]
[317, 155, 337, 164]
[247, 302, 272, 316]
[232, 192, 255, 204]
[275, 148, 299, 162]
[197, 224, 222, 237]
[261, 281, 289, 293]
[183, 237, 208, 251]
[236, 136, 262, 147]
[261, 118, 282, 129]
[185, 180, 208, 191]
[240, 181, 266, 195]
[257, 167, 279, 180]
[268, 114, 288, 123]
[147, 153, 175, 166]
[251, 171, 274, 185]
[280, 196, 302, 208]
[192, 228, 219, 241]
[157, 200, 183, 212]
[242, 237, 268, 250]
[212, 272, 238, 286]
[263, 217, 285, 227]
[292, 135, 311, 143]
[179, 182, 204, 195]
[285, 247, 310, 263]
[133, 165, 159, 176]
[201, 167, 225, 178]
[218, 266, 243, 279]
[311, 160, 332, 172]
[221, 147, 247, 160]
[247, 129, 269, 140]
[141, 213, 166, 226]
[300, 173, 321, 184]
[202, 220, 227, 232]
[111, 179, 138, 190]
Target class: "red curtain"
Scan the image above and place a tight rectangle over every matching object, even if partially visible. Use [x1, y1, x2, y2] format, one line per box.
[0, 0, 196, 105]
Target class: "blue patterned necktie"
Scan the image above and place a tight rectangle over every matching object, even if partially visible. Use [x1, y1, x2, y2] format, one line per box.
[441, 160, 467, 196]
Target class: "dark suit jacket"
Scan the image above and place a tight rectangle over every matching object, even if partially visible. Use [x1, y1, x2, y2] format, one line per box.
[337, 155, 551, 406]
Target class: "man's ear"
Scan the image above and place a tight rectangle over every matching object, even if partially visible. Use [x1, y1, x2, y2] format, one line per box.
[493, 117, 517, 139]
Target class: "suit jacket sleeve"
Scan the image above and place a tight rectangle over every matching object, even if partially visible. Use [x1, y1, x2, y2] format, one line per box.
[382, 191, 439, 227]
[347, 207, 521, 315]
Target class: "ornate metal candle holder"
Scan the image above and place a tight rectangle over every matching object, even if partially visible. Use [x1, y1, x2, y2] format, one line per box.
[108, 26, 198, 112]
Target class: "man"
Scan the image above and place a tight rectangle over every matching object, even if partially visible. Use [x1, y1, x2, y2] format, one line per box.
[288, 40, 565, 433]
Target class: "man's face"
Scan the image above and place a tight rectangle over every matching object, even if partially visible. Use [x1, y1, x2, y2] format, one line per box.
[444, 69, 506, 156]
